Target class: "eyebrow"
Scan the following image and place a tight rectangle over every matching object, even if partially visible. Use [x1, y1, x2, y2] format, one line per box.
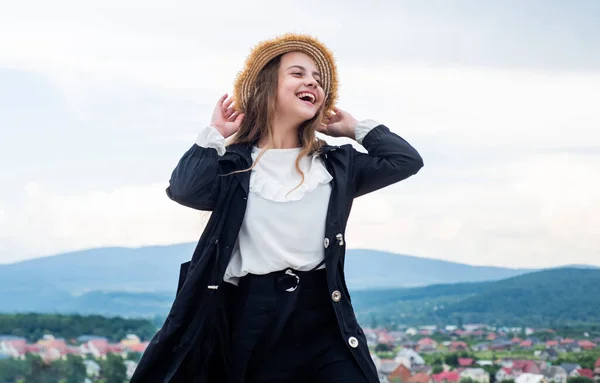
[287, 65, 321, 78]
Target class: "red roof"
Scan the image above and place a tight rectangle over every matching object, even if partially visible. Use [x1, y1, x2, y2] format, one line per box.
[511, 337, 523, 343]
[418, 337, 436, 345]
[560, 338, 575, 345]
[459, 358, 474, 367]
[502, 368, 513, 375]
[578, 369, 594, 379]
[26, 345, 41, 353]
[128, 341, 149, 353]
[390, 364, 412, 381]
[520, 340, 533, 347]
[108, 345, 123, 353]
[409, 372, 431, 383]
[432, 371, 460, 383]
[578, 340, 596, 348]
[546, 340, 558, 347]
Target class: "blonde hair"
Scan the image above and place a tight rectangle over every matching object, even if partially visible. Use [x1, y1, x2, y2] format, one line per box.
[227, 54, 327, 194]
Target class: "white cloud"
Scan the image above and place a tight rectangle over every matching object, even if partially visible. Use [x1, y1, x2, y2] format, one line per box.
[1, 0, 598, 268]
[2, 182, 211, 263]
[346, 152, 600, 268]
[3, 150, 599, 268]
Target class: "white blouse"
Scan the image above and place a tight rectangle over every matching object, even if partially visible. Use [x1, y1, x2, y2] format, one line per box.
[195, 120, 380, 285]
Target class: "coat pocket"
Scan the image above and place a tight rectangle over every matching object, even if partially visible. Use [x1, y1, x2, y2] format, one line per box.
[177, 261, 191, 295]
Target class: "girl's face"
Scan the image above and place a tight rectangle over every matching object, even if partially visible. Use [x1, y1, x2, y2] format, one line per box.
[275, 52, 325, 123]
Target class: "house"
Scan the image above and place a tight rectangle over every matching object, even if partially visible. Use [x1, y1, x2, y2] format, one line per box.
[460, 368, 490, 383]
[364, 328, 378, 346]
[515, 373, 548, 383]
[578, 340, 596, 351]
[497, 360, 542, 381]
[125, 341, 149, 354]
[459, 358, 475, 367]
[594, 357, 600, 377]
[83, 360, 101, 379]
[560, 364, 582, 377]
[124, 360, 138, 379]
[539, 348, 559, 362]
[520, 340, 534, 350]
[37, 337, 68, 362]
[472, 343, 490, 352]
[379, 331, 396, 346]
[418, 338, 438, 349]
[395, 348, 425, 367]
[389, 331, 408, 344]
[379, 359, 402, 377]
[496, 367, 516, 382]
[388, 364, 412, 382]
[407, 372, 432, 383]
[431, 371, 460, 383]
[541, 366, 567, 383]
[0, 336, 27, 359]
[120, 334, 141, 347]
[449, 342, 470, 352]
[576, 369, 594, 379]
[406, 328, 419, 336]
[491, 338, 513, 351]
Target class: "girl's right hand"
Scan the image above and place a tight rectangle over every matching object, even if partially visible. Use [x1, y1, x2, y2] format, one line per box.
[210, 94, 245, 138]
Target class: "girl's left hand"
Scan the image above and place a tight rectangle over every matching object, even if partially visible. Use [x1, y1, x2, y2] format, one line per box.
[317, 108, 358, 140]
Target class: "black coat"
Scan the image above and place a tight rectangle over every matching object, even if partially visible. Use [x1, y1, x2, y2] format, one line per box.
[130, 124, 423, 383]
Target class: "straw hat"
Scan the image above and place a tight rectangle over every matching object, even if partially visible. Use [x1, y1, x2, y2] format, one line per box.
[233, 33, 339, 115]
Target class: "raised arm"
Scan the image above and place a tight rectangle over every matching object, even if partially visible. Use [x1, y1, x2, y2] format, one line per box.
[166, 94, 245, 210]
[351, 121, 423, 198]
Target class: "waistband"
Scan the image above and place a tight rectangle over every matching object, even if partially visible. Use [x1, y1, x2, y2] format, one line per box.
[226, 268, 327, 295]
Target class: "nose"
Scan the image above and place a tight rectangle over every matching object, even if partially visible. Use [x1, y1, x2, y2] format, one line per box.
[305, 77, 317, 88]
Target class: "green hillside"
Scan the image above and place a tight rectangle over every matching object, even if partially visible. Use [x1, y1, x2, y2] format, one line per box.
[353, 268, 600, 327]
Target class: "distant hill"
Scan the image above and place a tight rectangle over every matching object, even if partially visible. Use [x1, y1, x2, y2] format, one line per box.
[351, 268, 600, 327]
[0, 243, 537, 314]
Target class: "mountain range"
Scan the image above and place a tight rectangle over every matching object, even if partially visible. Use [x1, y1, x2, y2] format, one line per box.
[1, 243, 597, 324]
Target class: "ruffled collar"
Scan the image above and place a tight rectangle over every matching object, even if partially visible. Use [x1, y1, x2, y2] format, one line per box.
[249, 146, 332, 202]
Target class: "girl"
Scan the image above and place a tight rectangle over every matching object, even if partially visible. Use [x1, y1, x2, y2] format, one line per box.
[131, 33, 423, 383]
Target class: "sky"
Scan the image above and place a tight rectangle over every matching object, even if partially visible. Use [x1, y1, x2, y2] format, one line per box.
[1, 0, 599, 267]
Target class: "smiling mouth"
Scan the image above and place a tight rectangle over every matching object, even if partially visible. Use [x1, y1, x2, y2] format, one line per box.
[296, 92, 316, 105]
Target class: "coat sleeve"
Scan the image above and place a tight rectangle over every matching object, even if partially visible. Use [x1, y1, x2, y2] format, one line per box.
[166, 144, 222, 211]
[352, 123, 424, 198]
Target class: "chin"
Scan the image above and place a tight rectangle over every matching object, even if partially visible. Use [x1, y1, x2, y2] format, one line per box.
[294, 107, 317, 122]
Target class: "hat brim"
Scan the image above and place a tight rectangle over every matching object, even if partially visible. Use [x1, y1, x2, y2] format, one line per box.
[233, 33, 338, 115]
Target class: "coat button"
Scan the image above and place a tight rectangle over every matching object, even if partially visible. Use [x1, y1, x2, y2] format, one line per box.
[336, 233, 344, 246]
[348, 336, 359, 348]
[324, 237, 330, 248]
[331, 290, 341, 302]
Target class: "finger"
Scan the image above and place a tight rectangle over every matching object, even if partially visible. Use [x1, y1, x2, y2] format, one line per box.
[233, 113, 245, 126]
[222, 97, 234, 112]
[217, 93, 228, 108]
[225, 107, 235, 119]
[228, 111, 239, 122]
[327, 113, 342, 124]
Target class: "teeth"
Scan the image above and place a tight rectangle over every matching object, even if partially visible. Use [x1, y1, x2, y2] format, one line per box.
[296, 92, 316, 104]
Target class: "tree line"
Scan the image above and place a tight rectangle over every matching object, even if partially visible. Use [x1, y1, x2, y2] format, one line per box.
[0, 313, 157, 342]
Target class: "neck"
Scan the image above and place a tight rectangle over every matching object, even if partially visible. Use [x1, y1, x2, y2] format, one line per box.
[258, 115, 302, 149]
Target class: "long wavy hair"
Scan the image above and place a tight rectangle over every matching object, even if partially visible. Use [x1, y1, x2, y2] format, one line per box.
[227, 54, 328, 192]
